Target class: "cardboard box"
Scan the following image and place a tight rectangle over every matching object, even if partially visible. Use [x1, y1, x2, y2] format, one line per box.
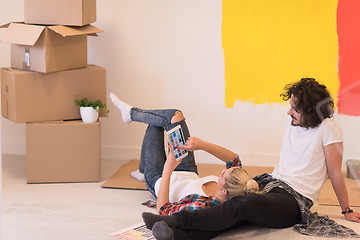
[0, 22, 103, 73]
[26, 120, 101, 183]
[1, 65, 106, 123]
[347, 160, 360, 179]
[25, 0, 96, 26]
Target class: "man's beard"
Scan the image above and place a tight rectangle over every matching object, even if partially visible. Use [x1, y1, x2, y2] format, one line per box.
[290, 116, 303, 127]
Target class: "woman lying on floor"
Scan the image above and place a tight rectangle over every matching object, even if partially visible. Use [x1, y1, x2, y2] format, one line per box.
[110, 92, 258, 215]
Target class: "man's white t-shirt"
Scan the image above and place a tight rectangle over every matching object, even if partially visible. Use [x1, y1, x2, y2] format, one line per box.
[271, 118, 343, 203]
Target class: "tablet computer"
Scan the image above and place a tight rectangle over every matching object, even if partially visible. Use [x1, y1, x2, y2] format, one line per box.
[166, 125, 188, 161]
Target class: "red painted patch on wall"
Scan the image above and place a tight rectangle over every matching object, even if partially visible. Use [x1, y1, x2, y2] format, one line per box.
[337, 0, 360, 116]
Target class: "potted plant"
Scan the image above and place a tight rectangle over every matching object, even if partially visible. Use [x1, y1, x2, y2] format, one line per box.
[75, 96, 109, 123]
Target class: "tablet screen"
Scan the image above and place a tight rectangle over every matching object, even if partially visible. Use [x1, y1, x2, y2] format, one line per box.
[167, 125, 188, 160]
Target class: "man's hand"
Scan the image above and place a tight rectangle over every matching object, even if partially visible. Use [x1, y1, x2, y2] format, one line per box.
[345, 211, 360, 223]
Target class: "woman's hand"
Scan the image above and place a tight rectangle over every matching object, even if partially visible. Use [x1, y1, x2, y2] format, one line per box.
[178, 136, 237, 163]
[157, 144, 181, 213]
[178, 137, 205, 151]
[163, 144, 182, 174]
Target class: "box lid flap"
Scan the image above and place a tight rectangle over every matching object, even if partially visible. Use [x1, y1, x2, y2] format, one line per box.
[47, 24, 103, 37]
[0, 23, 11, 29]
[0, 21, 24, 29]
[0, 23, 45, 46]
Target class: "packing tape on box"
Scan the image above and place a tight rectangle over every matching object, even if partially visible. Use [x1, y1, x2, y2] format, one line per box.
[6, 99, 9, 118]
[23, 48, 30, 70]
[5, 84, 9, 118]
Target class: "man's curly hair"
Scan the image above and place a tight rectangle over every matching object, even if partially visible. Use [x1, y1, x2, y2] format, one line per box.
[280, 78, 334, 128]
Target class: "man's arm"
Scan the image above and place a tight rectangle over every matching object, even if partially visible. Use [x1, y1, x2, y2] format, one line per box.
[178, 137, 237, 163]
[325, 142, 360, 223]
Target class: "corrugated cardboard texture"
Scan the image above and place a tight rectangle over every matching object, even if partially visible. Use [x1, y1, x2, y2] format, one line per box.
[1, 23, 102, 73]
[317, 174, 360, 206]
[26, 120, 101, 183]
[25, 0, 96, 26]
[1, 65, 106, 123]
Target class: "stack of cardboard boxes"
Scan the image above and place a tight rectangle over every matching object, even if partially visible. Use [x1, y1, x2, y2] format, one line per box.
[0, 0, 106, 183]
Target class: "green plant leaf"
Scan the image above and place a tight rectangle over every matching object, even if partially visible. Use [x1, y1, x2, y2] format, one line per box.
[75, 95, 109, 115]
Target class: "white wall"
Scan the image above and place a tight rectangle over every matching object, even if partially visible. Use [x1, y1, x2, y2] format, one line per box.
[1, 0, 359, 169]
[0, 0, 26, 157]
[0, 79, 2, 238]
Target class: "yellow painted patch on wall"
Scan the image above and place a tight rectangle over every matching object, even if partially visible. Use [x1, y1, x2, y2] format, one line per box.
[222, 0, 339, 108]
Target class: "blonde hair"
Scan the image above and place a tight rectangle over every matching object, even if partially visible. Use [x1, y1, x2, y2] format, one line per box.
[223, 168, 259, 199]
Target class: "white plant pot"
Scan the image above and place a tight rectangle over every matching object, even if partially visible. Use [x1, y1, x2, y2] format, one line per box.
[80, 107, 99, 123]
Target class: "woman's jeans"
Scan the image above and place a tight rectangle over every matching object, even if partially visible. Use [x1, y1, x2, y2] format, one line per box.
[130, 108, 198, 197]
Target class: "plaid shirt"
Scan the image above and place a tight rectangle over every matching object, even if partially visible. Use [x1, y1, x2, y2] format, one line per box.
[142, 155, 242, 215]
